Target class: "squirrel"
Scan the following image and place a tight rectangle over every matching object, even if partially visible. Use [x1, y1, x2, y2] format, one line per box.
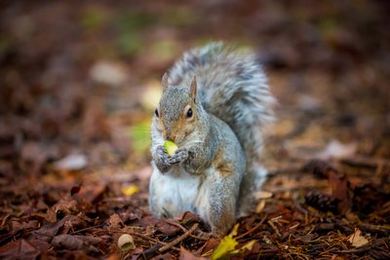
[149, 42, 275, 235]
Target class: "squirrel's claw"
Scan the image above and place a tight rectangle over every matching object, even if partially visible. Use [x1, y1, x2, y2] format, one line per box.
[154, 145, 171, 172]
[168, 148, 189, 164]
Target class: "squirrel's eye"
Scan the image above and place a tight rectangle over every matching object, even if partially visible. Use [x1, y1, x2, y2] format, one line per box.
[186, 108, 193, 118]
[155, 108, 159, 117]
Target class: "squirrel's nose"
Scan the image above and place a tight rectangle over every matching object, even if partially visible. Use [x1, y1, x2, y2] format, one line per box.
[164, 130, 176, 142]
[165, 134, 175, 142]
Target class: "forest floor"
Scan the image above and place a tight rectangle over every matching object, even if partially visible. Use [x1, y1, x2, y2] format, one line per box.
[0, 1, 389, 259]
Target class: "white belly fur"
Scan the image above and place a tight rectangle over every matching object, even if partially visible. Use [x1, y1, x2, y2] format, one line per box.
[151, 167, 201, 217]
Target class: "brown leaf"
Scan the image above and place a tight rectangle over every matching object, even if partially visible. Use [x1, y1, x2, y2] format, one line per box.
[0, 239, 40, 259]
[32, 215, 73, 241]
[46, 198, 78, 222]
[156, 221, 180, 236]
[328, 171, 351, 213]
[107, 213, 123, 229]
[70, 183, 82, 196]
[76, 182, 107, 204]
[180, 246, 207, 260]
[52, 234, 84, 250]
[200, 238, 220, 256]
[304, 160, 352, 213]
[51, 234, 101, 251]
[177, 211, 203, 225]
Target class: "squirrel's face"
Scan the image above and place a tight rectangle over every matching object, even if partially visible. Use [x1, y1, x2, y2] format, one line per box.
[154, 76, 199, 144]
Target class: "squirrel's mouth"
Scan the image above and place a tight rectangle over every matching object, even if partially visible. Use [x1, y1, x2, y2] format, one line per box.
[163, 131, 176, 143]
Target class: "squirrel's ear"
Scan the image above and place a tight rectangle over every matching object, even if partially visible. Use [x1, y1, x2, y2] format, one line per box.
[190, 76, 197, 102]
[161, 73, 169, 90]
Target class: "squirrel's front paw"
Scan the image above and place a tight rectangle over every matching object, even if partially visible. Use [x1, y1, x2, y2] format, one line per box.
[168, 148, 189, 164]
[154, 145, 171, 173]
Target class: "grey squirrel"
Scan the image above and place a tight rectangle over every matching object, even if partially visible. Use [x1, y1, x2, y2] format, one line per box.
[149, 42, 275, 235]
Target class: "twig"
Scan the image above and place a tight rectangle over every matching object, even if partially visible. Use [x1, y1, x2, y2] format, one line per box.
[268, 166, 303, 177]
[165, 220, 208, 240]
[71, 224, 105, 234]
[270, 182, 328, 193]
[236, 215, 267, 240]
[359, 223, 390, 235]
[165, 220, 187, 232]
[340, 156, 390, 169]
[268, 220, 282, 238]
[193, 229, 212, 240]
[0, 214, 11, 227]
[130, 232, 166, 245]
[158, 223, 199, 252]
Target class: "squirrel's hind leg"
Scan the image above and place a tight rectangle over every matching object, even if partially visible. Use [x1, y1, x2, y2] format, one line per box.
[196, 173, 238, 236]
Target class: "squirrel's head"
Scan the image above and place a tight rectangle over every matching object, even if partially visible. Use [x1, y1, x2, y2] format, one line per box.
[154, 73, 201, 144]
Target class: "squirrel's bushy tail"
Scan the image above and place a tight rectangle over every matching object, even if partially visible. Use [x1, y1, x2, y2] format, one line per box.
[168, 42, 276, 215]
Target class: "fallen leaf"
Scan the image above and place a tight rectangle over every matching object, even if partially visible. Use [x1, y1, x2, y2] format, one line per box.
[328, 170, 351, 213]
[211, 224, 239, 260]
[49, 198, 78, 222]
[121, 184, 139, 196]
[348, 228, 369, 248]
[231, 240, 256, 254]
[156, 221, 181, 236]
[256, 199, 266, 213]
[70, 183, 82, 196]
[33, 215, 73, 240]
[52, 234, 84, 250]
[0, 239, 40, 259]
[52, 234, 102, 252]
[77, 182, 107, 204]
[180, 246, 207, 260]
[108, 213, 123, 229]
[201, 238, 220, 257]
[254, 191, 273, 199]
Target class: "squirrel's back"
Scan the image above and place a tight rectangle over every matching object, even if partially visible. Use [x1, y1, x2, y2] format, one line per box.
[167, 42, 275, 164]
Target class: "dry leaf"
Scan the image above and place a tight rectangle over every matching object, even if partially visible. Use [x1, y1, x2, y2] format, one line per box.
[180, 246, 207, 260]
[348, 228, 369, 248]
[231, 240, 256, 254]
[256, 199, 266, 213]
[254, 191, 273, 199]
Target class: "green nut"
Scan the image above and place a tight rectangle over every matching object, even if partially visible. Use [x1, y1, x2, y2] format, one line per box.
[164, 140, 178, 156]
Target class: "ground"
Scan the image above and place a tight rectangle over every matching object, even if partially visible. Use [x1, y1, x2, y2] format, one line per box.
[0, 1, 389, 259]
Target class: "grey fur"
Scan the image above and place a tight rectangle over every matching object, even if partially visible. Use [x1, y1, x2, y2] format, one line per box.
[149, 42, 275, 234]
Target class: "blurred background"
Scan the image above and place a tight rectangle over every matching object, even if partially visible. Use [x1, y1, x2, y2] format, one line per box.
[1, 0, 389, 174]
[0, 0, 389, 256]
